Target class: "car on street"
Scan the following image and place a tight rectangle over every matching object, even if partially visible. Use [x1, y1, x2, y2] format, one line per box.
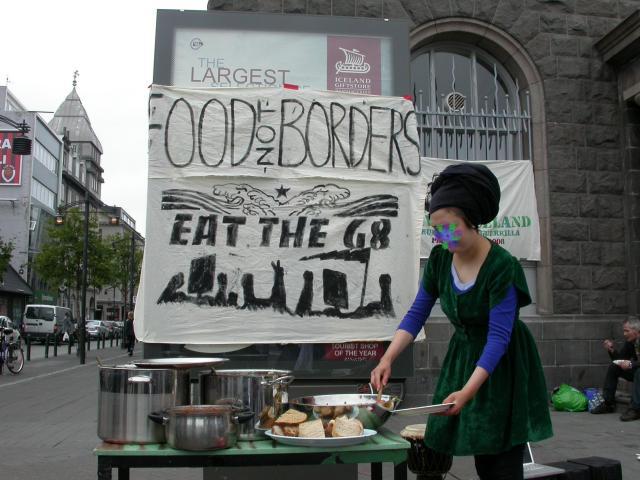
[102, 320, 116, 338]
[22, 305, 73, 344]
[102, 320, 123, 338]
[85, 320, 109, 339]
[114, 321, 124, 334]
[0, 316, 21, 345]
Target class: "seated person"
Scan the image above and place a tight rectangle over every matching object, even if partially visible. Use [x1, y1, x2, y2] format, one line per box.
[591, 316, 640, 421]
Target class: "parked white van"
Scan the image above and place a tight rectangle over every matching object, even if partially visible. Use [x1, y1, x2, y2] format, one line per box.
[22, 305, 74, 343]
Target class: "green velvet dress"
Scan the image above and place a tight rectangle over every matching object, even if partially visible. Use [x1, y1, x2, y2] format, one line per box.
[423, 242, 553, 456]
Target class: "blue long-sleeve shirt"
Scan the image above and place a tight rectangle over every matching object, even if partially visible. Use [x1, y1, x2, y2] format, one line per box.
[397, 283, 518, 374]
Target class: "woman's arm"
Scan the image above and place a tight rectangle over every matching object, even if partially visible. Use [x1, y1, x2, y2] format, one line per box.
[370, 329, 414, 390]
[475, 285, 518, 374]
[441, 367, 490, 415]
[396, 286, 436, 337]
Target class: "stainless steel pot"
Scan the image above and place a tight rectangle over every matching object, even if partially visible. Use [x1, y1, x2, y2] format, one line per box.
[132, 357, 228, 406]
[98, 366, 178, 444]
[289, 394, 402, 430]
[289, 394, 452, 431]
[148, 405, 253, 451]
[200, 369, 294, 440]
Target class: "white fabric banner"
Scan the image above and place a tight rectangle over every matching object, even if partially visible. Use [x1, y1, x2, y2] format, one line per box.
[136, 86, 426, 344]
[420, 158, 541, 261]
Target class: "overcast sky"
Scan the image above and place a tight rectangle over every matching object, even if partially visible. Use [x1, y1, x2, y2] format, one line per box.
[3, 0, 207, 236]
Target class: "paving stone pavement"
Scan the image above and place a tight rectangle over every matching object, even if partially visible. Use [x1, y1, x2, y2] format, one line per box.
[0, 347, 638, 479]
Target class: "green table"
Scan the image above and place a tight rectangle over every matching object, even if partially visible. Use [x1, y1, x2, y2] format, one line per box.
[94, 428, 409, 480]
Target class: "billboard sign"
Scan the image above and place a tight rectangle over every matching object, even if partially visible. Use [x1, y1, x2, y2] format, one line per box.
[0, 132, 23, 186]
[154, 10, 410, 96]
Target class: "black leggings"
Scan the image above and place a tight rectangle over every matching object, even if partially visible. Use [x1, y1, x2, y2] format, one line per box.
[474, 443, 525, 480]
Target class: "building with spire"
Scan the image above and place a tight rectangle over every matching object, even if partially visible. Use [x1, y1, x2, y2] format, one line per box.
[48, 75, 144, 322]
[49, 72, 104, 206]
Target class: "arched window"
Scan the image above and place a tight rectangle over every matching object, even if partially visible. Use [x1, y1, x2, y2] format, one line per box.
[411, 43, 531, 161]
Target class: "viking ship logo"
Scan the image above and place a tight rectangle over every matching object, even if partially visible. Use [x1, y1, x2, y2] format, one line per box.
[335, 47, 371, 74]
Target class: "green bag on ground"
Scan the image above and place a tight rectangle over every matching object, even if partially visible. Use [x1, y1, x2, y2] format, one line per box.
[551, 384, 588, 412]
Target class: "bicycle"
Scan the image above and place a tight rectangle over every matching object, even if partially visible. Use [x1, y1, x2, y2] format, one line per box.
[0, 326, 24, 374]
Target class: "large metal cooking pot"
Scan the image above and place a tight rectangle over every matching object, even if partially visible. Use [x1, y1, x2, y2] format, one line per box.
[98, 366, 178, 444]
[200, 369, 294, 440]
[148, 405, 253, 451]
[132, 357, 228, 406]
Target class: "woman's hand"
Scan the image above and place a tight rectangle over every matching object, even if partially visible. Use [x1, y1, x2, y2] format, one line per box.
[440, 389, 473, 416]
[620, 360, 633, 370]
[370, 358, 392, 391]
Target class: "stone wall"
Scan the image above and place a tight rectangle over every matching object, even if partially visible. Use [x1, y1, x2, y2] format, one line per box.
[205, 0, 637, 399]
[622, 97, 640, 314]
[406, 316, 625, 405]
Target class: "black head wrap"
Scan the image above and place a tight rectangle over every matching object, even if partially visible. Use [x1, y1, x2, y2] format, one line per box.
[427, 163, 501, 226]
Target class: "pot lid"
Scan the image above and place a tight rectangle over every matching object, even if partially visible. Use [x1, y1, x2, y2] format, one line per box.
[132, 357, 229, 369]
[213, 368, 292, 377]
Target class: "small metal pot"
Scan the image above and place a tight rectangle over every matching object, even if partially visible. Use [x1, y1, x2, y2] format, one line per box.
[148, 405, 253, 451]
[200, 369, 294, 440]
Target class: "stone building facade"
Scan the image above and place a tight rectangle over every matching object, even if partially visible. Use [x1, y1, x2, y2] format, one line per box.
[204, 0, 640, 403]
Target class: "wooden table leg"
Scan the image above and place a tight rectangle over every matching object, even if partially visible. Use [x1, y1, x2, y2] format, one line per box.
[371, 462, 382, 480]
[393, 461, 407, 480]
[97, 459, 112, 480]
[117, 467, 130, 480]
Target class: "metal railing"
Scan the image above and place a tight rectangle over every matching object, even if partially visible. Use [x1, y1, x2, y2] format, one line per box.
[413, 86, 532, 161]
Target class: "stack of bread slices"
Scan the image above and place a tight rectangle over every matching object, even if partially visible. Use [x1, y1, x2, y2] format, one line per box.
[271, 409, 364, 438]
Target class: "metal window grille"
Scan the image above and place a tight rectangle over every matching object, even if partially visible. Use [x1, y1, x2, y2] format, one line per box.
[412, 48, 533, 161]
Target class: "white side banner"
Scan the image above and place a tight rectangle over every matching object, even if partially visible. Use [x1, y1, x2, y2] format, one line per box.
[421, 158, 541, 261]
[136, 86, 426, 344]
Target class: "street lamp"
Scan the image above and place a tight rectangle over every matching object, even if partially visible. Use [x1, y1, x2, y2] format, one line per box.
[55, 191, 90, 364]
[55, 195, 119, 364]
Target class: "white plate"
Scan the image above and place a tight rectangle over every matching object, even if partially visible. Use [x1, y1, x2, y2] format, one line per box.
[265, 429, 377, 447]
[392, 403, 455, 416]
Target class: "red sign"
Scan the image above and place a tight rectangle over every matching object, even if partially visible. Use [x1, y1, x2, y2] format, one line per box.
[323, 342, 385, 362]
[327, 36, 381, 95]
[0, 132, 23, 186]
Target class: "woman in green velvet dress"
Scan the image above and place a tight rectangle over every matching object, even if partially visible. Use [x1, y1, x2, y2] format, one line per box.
[371, 163, 552, 480]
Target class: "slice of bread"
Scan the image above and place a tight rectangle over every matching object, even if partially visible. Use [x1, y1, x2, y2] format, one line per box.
[331, 416, 364, 437]
[274, 408, 308, 425]
[271, 424, 299, 437]
[298, 419, 325, 439]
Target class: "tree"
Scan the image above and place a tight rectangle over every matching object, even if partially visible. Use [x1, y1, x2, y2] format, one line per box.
[0, 235, 14, 281]
[107, 232, 143, 313]
[34, 210, 112, 316]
